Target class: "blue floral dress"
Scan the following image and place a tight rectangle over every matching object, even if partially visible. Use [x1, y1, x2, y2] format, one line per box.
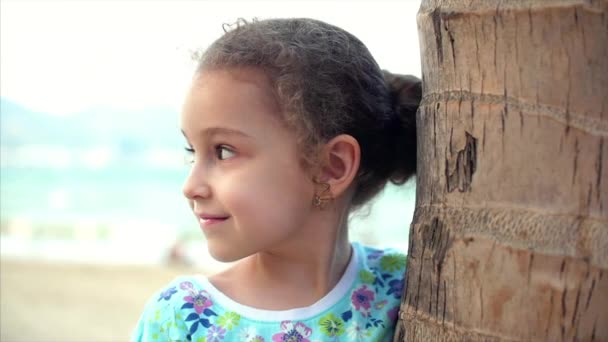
[132, 243, 407, 342]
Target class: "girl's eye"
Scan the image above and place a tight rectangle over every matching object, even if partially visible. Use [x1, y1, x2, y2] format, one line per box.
[184, 147, 195, 164]
[215, 145, 236, 160]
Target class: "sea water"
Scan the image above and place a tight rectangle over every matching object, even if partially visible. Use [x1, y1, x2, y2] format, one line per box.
[0, 166, 413, 265]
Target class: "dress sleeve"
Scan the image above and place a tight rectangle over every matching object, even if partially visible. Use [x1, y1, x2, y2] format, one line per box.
[131, 285, 191, 341]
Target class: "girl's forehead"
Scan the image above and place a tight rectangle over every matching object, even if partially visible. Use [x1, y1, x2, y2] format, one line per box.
[181, 68, 289, 137]
[185, 68, 280, 114]
[192, 68, 275, 98]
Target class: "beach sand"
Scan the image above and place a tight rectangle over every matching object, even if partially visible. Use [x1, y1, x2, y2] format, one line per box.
[0, 258, 207, 342]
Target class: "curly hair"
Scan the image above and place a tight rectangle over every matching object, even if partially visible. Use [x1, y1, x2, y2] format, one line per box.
[196, 18, 420, 207]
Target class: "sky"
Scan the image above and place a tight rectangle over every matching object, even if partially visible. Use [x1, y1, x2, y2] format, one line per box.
[0, 0, 422, 116]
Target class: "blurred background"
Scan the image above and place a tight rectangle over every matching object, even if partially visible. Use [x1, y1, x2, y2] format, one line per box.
[0, 0, 421, 340]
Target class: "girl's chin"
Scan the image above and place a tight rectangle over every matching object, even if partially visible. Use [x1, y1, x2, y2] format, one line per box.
[206, 243, 249, 263]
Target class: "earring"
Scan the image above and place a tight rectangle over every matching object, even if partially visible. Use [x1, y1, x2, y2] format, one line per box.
[312, 177, 333, 209]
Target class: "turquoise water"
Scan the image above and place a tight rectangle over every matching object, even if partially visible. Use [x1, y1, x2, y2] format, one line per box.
[1, 166, 414, 260]
[1, 166, 192, 228]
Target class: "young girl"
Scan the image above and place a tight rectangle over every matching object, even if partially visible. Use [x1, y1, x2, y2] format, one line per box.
[133, 18, 420, 342]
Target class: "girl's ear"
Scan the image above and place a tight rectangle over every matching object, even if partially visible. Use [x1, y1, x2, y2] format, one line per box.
[317, 134, 361, 198]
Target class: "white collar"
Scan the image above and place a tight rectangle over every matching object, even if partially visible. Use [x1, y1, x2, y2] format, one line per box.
[195, 243, 361, 321]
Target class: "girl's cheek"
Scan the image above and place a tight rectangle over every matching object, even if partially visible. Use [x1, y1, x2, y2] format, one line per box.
[220, 176, 254, 205]
[222, 172, 273, 209]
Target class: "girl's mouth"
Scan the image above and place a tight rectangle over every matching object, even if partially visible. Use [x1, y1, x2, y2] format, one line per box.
[197, 214, 229, 229]
[200, 217, 228, 225]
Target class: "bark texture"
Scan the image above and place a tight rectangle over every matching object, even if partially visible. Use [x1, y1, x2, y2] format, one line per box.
[396, 0, 608, 340]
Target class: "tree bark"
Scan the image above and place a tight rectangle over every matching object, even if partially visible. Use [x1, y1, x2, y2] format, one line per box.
[396, 0, 608, 340]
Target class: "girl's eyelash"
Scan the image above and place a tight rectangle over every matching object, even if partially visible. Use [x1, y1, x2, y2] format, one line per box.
[183, 146, 195, 165]
[184, 145, 234, 161]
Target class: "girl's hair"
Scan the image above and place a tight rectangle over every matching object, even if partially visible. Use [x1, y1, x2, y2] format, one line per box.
[197, 18, 421, 207]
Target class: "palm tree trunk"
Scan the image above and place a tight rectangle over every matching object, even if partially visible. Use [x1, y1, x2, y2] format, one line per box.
[396, 0, 608, 340]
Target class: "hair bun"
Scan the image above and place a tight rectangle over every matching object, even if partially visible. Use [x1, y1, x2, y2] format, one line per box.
[383, 70, 422, 116]
[382, 70, 422, 185]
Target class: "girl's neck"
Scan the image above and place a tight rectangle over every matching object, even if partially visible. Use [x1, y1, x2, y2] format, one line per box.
[256, 236, 352, 299]
[208, 206, 352, 310]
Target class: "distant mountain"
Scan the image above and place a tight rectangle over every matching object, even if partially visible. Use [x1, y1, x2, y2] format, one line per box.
[0, 98, 183, 149]
[0, 98, 83, 146]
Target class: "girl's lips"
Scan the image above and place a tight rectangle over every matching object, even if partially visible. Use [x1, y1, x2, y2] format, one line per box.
[194, 212, 229, 229]
[198, 216, 229, 228]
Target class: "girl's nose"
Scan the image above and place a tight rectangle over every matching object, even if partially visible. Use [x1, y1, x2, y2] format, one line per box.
[182, 166, 212, 200]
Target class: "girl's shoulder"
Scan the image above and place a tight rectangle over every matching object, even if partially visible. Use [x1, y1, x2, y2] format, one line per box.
[354, 242, 408, 277]
[131, 275, 217, 341]
[140, 274, 212, 313]
[313, 242, 407, 341]
[352, 243, 408, 311]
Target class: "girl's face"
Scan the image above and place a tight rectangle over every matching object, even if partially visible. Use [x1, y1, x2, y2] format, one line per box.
[181, 68, 316, 262]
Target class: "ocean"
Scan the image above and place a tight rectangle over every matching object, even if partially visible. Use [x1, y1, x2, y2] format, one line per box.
[0, 166, 414, 265]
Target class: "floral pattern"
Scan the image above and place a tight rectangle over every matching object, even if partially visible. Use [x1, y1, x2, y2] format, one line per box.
[158, 286, 177, 301]
[207, 325, 226, 341]
[346, 322, 371, 341]
[239, 327, 258, 341]
[318, 313, 345, 337]
[387, 278, 404, 298]
[387, 306, 399, 322]
[351, 285, 375, 312]
[271, 321, 312, 342]
[217, 312, 240, 330]
[132, 244, 407, 342]
[380, 254, 407, 272]
[358, 270, 375, 284]
[184, 289, 214, 314]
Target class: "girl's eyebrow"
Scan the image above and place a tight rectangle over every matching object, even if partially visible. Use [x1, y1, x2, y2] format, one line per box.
[181, 127, 252, 140]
